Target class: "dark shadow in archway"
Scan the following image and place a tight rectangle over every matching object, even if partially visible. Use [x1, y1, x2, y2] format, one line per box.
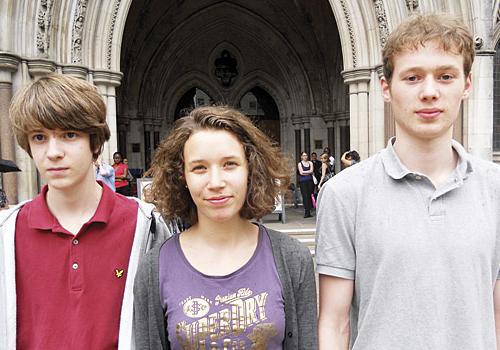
[175, 88, 214, 120]
[238, 87, 280, 144]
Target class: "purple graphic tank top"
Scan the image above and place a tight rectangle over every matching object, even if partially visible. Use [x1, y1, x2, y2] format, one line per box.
[159, 225, 285, 349]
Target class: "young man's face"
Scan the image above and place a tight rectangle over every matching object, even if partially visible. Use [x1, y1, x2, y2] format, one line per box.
[381, 41, 472, 144]
[28, 128, 95, 191]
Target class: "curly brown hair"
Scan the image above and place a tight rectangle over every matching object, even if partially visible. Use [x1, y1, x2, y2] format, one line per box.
[146, 106, 291, 224]
[9, 74, 109, 160]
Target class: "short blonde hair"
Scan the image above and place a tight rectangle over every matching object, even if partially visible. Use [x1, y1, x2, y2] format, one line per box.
[383, 13, 475, 83]
[9, 74, 109, 160]
[146, 106, 291, 224]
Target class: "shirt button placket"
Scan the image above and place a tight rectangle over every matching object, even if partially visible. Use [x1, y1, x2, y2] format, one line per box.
[70, 237, 83, 291]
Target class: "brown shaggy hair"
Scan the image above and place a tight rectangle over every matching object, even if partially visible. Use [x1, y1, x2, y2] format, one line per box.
[383, 13, 475, 83]
[9, 74, 110, 160]
[146, 106, 291, 224]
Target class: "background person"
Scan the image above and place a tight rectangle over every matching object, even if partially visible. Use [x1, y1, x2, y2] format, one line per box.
[297, 151, 314, 218]
[95, 158, 115, 191]
[340, 150, 360, 169]
[318, 152, 334, 189]
[113, 151, 130, 196]
[133, 106, 317, 350]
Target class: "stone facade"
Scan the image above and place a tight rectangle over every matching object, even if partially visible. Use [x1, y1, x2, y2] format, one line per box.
[0, 0, 498, 202]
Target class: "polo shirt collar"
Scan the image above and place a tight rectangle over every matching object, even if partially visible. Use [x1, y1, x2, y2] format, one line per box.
[29, 181, 116, 232]
[381, 136, 473, 181]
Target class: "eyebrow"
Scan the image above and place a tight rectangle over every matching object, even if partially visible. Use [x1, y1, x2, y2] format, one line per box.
[186, 155, 243, 165]
[399, 65, 460, 74]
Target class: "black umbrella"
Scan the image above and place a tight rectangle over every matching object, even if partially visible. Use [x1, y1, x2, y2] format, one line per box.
[0, 159, 21, 173]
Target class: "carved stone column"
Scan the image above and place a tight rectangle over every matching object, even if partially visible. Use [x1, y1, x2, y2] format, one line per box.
[466, 48, 495, 159]
[0, 52, 20, 203]
[323, 114, 335, 154]
[342, 68, 371, 160]
[143, 118, 153, 171]
[291, 115, 303, 174]
[93, 70, 122, 163]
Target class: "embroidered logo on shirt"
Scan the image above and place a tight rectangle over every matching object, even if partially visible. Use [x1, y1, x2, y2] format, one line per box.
[114, 268, 124, 278]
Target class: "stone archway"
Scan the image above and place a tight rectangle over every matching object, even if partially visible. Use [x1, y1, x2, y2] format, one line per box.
[0, 0, 493, 201]
[117, 0, 346, 171]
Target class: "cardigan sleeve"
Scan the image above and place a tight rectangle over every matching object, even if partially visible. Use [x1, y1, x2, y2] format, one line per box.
[296, 246, 318, 349]
[133, 246, 170, 350]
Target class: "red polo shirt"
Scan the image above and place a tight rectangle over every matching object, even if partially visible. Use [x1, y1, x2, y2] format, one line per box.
[15, 183, 138, 350]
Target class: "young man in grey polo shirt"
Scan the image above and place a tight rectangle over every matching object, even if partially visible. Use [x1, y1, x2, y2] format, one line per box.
[316, 13, 500, 349]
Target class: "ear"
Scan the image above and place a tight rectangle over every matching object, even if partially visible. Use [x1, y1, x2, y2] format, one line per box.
[380, 76, 392, 102]
[462, 73, 472, 99]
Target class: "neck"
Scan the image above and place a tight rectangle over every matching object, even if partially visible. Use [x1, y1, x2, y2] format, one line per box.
[46, 174, 102, 219]
[191, 216, 257, 246]
[393, 131, 457, 187]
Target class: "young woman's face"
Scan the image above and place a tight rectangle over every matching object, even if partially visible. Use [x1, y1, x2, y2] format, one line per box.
[321, 155, 329, 163]
[113, 153, 122, 164]
[183, 129, 249, 224]
[301, 153, 308, 161]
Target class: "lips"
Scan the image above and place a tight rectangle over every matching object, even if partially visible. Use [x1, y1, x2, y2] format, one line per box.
[206, 196, 231, 205]
[47, 167, 68, 174]
[416, 108, 442, 119]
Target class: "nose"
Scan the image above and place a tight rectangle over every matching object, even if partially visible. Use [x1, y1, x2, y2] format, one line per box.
[207, 167, 225, 189]
[46, 137, 64, 159]
[419, 77, 440, 101]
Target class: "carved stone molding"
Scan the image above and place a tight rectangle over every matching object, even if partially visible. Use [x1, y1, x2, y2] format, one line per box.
[406, 0, 419, 13]
[36, 0, 53, 57]
[374, 0, 389, 47]
[62, 64, 88, 79]
[28, 59, 57, 77]
[0, 52, 20, 72]
[106, 0, 122, 69]
[340, 0, 358, 68]
[71, 0, 88, 64]
[341, 68, 372, 84]
[93, 69, 123, 87]
[291, 115, 311, 126]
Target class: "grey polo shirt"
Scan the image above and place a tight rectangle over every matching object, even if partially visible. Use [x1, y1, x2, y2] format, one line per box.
[316, 138, 500, 350]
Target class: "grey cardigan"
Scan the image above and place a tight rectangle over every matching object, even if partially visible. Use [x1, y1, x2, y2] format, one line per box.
[133, 226, 318, 349]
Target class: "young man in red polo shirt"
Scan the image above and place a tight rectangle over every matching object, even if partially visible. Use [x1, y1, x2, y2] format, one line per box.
[0, 74, 171, 349]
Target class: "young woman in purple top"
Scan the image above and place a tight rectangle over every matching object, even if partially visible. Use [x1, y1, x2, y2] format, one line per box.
[133, 106, 317, 349]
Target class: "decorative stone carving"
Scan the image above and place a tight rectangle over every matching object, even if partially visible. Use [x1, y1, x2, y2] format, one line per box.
[214, 50, 238, 87]
[93, 70, 123, 87]
[374, 0, 389, 47]
[406, 0, 419, 12]
[36, 0, 53, 57]
[0, 52, 20, 73]
[28, 59, 57, 77]
[62, 64, 88, 79]
[106, 0, 122, 69]
[340, 0, 357, 67]
[71, 0, 88, 64]
[475, 36, 484, 50]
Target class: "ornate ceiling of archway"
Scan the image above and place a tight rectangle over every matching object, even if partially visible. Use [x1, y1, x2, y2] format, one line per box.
[117, 0, 346, 126]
